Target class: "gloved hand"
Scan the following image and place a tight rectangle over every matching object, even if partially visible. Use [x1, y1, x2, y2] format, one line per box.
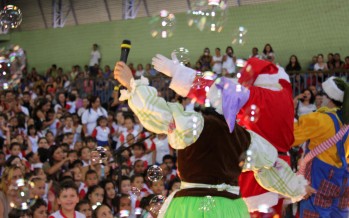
[152, 52, 180, 77]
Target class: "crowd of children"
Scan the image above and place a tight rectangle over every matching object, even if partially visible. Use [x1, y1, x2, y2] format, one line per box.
[0, 79, 179, 218]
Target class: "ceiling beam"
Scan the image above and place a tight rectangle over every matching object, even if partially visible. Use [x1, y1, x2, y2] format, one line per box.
[143, 0, 150, 17]
[37, 0, 48, 28]
[103, 0, 112, 21]
[186, 0, 191, 10]
[68, 0, 78, 25]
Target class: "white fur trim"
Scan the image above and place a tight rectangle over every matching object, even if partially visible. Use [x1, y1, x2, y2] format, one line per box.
[277, 66, 290, 83]
[243, 192, 279, 212]
[169, 66, 196, 97]
[253, 66, 290, 91]
[322, 76, 344, 102]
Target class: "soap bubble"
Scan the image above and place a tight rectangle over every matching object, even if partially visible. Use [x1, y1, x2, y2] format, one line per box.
[244, 149, 253, 170]
[242, 104, 260, 123]
[150, 10, 176, 39]
[203, 71, 216, 80]
[173, 47, 190, 65]
[232, 26, 248, 46]
[0, 5, 22, 29]
[198, 195, 216, 212]
[150, 195, 166, 215]
[91, 146, 108, 164]
[91, 202, 102, 210]
[236, 59, 246, 68]
[120, 209, 130, 217]
[130, 186, 141, 198]
[187, 0, 228, 32]
[9, 179, 36, 210]
[147, 165, 163, 182]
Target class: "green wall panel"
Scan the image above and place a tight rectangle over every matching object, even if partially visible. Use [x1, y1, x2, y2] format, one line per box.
[1, 0, 349, 73]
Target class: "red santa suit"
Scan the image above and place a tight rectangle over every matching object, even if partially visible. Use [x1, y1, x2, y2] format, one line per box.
[235, 59, 295, 214]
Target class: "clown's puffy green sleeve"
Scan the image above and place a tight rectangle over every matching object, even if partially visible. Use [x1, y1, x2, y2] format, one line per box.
[119, 76, 204, 150]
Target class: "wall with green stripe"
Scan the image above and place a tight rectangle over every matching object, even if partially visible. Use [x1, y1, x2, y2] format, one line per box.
[1, 0, 348, 73]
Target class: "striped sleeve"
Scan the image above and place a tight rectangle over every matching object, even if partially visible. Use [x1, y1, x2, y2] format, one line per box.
[243, 131, 307, 202]
[120, 77, 204, 149]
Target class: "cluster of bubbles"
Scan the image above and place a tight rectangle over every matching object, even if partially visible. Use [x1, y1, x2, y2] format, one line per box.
[150, 195, 166, 215]
[147, 165, 163, 182]
[187, 0, 228, 32]
[91, 146, 108, 164]
[243, 104, 260, 123]
[0, 45, 26, 91]
[232, 26, 248, 46]
[198, 195, 216, 212]
[0, 5, 22, 31]
[150, 10, 176, 39]
[245, 149, 253, 169]
[192, 115, 198, 137]
[9, 179, 36, 210]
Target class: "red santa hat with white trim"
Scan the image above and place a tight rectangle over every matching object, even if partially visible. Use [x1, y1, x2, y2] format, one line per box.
[238, 58, 290, 90]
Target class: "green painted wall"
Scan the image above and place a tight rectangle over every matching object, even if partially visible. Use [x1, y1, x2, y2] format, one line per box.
[1, 0, 349, 73]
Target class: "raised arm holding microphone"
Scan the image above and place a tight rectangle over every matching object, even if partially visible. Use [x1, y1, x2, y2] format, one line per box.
[114, 60, 253, 218]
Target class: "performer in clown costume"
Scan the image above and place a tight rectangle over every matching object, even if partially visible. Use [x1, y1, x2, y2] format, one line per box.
[151, 54, 315, 217]
[293, 76, 349, 218]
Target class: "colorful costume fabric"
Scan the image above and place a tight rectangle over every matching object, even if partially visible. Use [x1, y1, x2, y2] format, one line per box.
[120, 77, 250, 217]
[294, 110, 349, 217]
[162, 57, 305, 212]
[119, 76, 302, 217]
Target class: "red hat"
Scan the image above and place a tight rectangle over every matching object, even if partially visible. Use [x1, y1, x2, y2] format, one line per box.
[238, 58, 289, 89]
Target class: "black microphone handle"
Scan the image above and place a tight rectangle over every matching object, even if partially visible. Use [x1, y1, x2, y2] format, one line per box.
[120, 48, 130, 63]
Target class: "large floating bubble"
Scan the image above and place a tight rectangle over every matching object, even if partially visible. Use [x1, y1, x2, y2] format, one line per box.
[9, 179, 36, 210]
[0, 5, 22, 29]
[147, 165, 163, 182]
[91, 146, 108, 164]
[173, 47, 190, 65]
[150, 195, 166, 215]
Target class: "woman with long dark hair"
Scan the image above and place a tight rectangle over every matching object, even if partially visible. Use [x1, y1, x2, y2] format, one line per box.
[54, 92, 67, 113]
[33, 98, 55, 131]
[99, 179, 118, 215]
[262, 43, 275, 63]
[294, 88, 317, 117]
[285, 55, 302, 71]
[43, 145, 70, 180]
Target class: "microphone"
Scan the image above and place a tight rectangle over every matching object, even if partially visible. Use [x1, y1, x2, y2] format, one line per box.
[120, 39, 131, 63]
